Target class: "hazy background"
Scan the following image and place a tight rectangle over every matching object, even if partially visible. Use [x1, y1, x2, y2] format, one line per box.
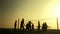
[0, 0, 60, 29]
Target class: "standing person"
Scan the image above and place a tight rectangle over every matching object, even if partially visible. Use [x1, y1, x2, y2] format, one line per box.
[18, 19, 20, 29]
[14, 20, 17, 31]
[38, 21, 40, 30]
[42, 22, 48, 32]
[20, 18, 24, 30]
[26, 23, 29, 30]
[26, 21, 32, 31]
[28, 21, 32, 30]
[32, 23, 34, 30]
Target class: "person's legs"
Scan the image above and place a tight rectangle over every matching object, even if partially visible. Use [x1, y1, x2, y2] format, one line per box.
[23, 26, 24, 30]
[20, 25, 22, 30]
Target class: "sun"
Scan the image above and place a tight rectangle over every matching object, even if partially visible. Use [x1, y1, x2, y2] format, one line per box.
[53, 4, 60, 18]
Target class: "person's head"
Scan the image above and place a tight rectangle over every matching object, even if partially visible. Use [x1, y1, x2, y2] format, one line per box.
[38, 21, 40, 22]
[29, 21, 31, 24]
[38, 21, 40, 24]
[22, 18, 24, 21]
[15, 20, 17, 23]
[44, 22, 46, 24]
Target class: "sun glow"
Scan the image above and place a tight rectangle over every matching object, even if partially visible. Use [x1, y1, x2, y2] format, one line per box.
[53, 4, 60, 18]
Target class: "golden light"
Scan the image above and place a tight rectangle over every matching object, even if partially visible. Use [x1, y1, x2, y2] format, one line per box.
[53, 4, 60, 29]
[53, 4, 60, 18]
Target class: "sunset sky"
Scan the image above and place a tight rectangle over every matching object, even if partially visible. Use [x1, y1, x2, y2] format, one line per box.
[1, 0, 60, 29]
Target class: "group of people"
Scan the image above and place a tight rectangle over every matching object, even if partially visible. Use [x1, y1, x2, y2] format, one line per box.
[14, 18, 48, 31]
[26, 21, 34, 30]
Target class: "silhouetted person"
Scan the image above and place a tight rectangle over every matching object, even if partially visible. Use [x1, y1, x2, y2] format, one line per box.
[26, 23, 29, 30]
[14, 20, 17, 31]
[28, 21, 32, 30]
[38, 21, 40, 30]
[26, 21, 32, 31]
[20, 18, 24, 30]
[18, 19, 19, 29]
[32, 23, 34, 30]
[42, 22, 48, 32]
